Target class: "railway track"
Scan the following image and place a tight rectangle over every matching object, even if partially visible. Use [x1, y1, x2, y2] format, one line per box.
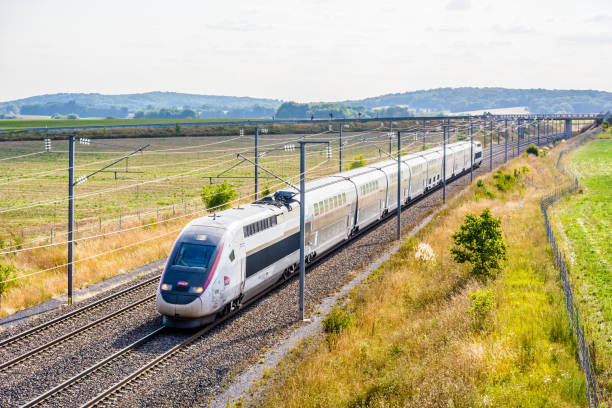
[10, 132, 564, 407]
[0, 275, 160, 371]
[77, 135, 557, 407]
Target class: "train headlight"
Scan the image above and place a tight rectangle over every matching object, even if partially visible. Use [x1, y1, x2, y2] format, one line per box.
[189, 286, 204, 294]
[161, 283, 172, 291]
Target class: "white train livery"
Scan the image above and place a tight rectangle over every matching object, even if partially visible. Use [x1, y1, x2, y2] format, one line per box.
[156, 141, 482, 327]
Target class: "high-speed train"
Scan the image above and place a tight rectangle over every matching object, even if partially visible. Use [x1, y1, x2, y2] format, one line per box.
[156, 141, 482, 327]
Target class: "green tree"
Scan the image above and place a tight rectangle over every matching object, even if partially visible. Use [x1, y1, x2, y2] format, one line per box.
[451, 208, 506, 280]
[201, 183, 238, 211]
[349, 154, 366, 169]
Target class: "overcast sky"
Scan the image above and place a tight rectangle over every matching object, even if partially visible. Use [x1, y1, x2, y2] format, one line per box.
[1, 0, 611, 103]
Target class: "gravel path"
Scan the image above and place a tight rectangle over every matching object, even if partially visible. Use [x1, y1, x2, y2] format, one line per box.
[0, 136, 558, 408]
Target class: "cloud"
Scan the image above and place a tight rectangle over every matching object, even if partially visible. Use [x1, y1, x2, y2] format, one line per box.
[446, 0, 471, 11]
[585, 14, 609, 23]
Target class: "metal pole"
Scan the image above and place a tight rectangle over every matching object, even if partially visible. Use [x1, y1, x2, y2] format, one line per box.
[470, 124, 473, 182]
[516, 123, 519, 156]
[254, 127, 259, 200]
[67, 135, 75, 305]
[505, 120, 508, 162]
[397, 131, 401, 240]
[389, 121, 392, 154]
[422, 119, 426, 150]
[299, 142, 305, 321]
[490, 121, 493, 170]
[442, 125, 447, 203]
[339, 121, 343, 172]
[537, 119, 540, 146]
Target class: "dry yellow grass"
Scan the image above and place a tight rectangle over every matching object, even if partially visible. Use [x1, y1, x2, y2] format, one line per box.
[258, 152, 587, 407]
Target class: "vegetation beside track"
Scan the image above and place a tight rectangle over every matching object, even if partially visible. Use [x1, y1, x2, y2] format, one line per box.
[257, 152, 588, 407]
[551, 135, 611, 400]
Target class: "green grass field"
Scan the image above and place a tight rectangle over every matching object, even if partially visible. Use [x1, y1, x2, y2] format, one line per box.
[552, 135, 611, 397]
[0, 117, 253, 130]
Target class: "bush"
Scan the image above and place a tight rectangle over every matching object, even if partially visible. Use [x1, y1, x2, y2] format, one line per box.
[525, 144, 539, 156]
[602, 120, 609, 129]
[474, 178, 497, 200]
[201, 183, 238, 211]
[323, 307, 352, 334]
[0, 264, 16, 307]
[451, 208, 507, 280]
[349, 155, 366, 169]
[468, 289, 494, 330]
[66, 113, 79, 120]
[492, 170, 516, 192]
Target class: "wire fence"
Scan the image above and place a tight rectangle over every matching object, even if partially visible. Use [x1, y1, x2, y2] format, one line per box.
[540, 132, 600, 407]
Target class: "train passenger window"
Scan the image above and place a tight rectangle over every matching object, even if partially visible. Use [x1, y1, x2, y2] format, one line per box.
[314, 203, 319, 216]
[324, 199, 329, 212]
[333, 196, 338, 207]
[342, 193, 346, 204]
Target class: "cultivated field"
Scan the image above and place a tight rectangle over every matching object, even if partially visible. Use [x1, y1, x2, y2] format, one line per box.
[0, 117, 249, 130]
[551, 133, 611, 396]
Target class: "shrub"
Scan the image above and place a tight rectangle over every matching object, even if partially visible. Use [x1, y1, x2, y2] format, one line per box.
[201, 183, 238, 211]
[349, 155, 366, 169]
[451, 208, 507, 280]
[492, 170, 517, 192]
[0, 264, 16, 308]
[474, 178, 497, 200]
[468, 289, 494, 330]
[66, 113, 79, 120]
[525, 144, 539, 156]
[262, 185, 271, 196]
[602, 120, 609, 129]
[323, 306, 352, 334]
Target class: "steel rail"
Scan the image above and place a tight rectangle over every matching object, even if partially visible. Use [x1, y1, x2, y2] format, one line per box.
[20, 327, 167, 408]
[0, 274, 160, 350]
[0, 294, 156, 371]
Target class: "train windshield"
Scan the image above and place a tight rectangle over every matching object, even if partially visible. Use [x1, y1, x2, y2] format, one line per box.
[172, 243, 215, 268]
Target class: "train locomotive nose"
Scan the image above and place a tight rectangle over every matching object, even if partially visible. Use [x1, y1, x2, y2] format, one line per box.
[156, 292, 203, 318]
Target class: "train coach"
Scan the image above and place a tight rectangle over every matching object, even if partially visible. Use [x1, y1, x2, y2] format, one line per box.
[156, 141, 482, 327]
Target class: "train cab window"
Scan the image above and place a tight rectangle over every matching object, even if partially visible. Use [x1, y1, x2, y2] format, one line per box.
[172, 243, 215, 268]
[229, 250, 235, 262]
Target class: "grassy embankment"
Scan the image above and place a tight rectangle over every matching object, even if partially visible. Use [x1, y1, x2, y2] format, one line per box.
[550, 130, 611, 399]
[258, 151, 589, 407]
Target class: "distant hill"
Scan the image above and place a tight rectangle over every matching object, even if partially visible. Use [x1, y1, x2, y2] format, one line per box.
[0, 92, 283, 118]
[1, 88, 610, 120]
[341, 87, 612, 114]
